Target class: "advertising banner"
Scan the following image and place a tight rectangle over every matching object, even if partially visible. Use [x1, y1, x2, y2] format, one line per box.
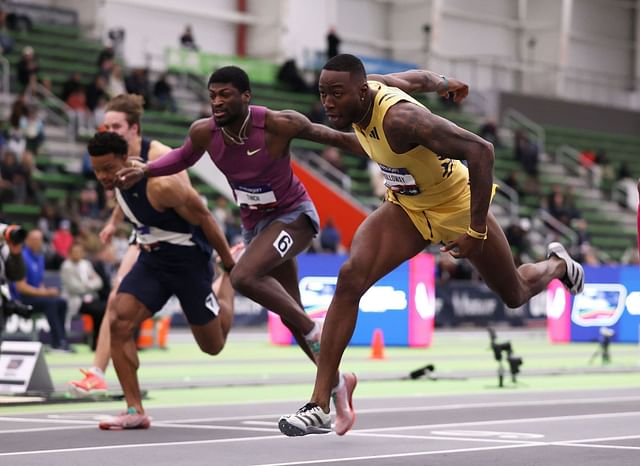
[546, 265, 640, 343]
[268, 253, 435, 347]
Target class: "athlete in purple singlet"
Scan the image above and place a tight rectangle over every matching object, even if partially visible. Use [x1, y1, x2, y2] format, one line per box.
[116, 66, 362, 434]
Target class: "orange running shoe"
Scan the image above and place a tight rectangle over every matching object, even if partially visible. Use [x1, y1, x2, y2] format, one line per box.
[99, 408, 151, 430]
[68, 369, 108, 398]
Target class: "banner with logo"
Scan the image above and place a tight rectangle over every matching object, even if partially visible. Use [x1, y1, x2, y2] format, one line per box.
[547, 265, 640, 343]
[434, 281, 532, 328]
[268, 253, 435, 347]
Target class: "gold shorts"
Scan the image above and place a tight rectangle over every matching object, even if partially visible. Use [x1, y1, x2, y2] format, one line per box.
[386, 183, 498, 245]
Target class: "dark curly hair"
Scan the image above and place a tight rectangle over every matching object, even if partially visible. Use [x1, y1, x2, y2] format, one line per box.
[87, 131, 128, 157]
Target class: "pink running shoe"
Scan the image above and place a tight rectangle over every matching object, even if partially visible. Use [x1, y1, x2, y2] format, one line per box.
[332, 372, 358, 435]
[99, 408, 150, 430]
[68, 369, 108, 397]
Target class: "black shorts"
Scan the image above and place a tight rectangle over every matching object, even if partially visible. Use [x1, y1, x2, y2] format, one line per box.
[118, 245, 219, 326]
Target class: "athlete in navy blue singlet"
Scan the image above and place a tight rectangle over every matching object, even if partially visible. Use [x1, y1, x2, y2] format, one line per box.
[87, 131, 237, 430]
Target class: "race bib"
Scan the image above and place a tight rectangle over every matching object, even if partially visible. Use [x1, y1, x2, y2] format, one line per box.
[233, 184, 277, 210]
[379, 164, 420, 196]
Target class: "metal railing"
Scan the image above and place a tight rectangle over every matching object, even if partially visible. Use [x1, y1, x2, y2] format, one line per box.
[539, 209, 579, 247]
[502, 107, 545, 152]
[554, 144, 597, 182]
[295, 150, 352, 193]
[493, 177, 520, 221]
[34, 83, 76, 142]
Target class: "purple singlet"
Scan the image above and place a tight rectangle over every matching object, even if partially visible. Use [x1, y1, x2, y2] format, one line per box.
[209, 106, 309, 230]
[147, 105, 310, 230]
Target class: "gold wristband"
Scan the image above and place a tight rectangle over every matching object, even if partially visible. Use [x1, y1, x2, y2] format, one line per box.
[466, 226, 488, 240]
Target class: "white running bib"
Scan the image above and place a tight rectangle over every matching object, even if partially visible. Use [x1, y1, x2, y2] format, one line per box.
[233, 184, 277, 210]
[379, 164, 420, 195]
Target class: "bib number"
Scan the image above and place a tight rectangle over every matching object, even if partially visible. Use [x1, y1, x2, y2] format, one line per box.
[379, 164, 420, 196]
[233, 184, 277, 210]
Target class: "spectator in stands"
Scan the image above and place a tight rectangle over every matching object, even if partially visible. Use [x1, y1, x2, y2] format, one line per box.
[308, 102, 326, 124]
[20, 105, 45, 154]
[106, 63, 127, 99]
[579, 148, 597, 187]
[92, 95, 108, 128]
[96, 46, 115, 77]
[17, 46, 40, 95]
[504, 170, 524, 200]
[514, 129, 539, 178]
[13, 229, 71, 352]
[52, 219, 74, 259]
[4, 7, 32, 32]
[78, 181, 101, 219]
[180, 24, 198, 51]
[321, 146, 344, 172]
[62, 72, 84, 103]
[0, 10, 14, 54]
[478, 118, 501, 147]
[277, 59, 310, 93]
[125, 68, 151, 107]
[436, 251, 473, 283]
[319, 218, 341, 253]
[0, 150, 26, 202]
[60, 243, 106, 349]
[505, 218, 532, 266]
[326, 27, 341, 59]
[152, 73, 177, 112]
[85, 74, 108, 111]
[37, 203, 59, 242]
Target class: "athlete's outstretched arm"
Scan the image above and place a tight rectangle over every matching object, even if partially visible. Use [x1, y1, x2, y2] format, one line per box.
[368, 71, 468, 102]
[386, 103, 494, 242]
[149, 177, 235, 271]
[271, 109, 367, 156]
[115, 119, 210, 189]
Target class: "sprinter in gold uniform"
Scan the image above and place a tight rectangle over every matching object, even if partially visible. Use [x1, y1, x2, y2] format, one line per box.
[279, 54, 585, 437]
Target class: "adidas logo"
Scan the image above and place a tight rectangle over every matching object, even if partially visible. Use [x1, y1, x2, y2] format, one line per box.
[369, 127, 380, 140]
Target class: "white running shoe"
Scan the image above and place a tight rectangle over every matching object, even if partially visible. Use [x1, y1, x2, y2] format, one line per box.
[332, 372, 357, 435]
[278, 403, 331, 436]
[547, 242, 585, 294]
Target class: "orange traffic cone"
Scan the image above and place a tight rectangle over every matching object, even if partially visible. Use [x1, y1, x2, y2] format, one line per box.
[370, 328, 385, 360]
[137, 318, 155, 349]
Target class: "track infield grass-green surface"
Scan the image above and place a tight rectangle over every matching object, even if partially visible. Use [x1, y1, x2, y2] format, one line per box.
[2, 329, 639, 415]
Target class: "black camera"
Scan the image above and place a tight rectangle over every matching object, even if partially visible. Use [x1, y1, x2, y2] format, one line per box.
[0, 223, 27, 246]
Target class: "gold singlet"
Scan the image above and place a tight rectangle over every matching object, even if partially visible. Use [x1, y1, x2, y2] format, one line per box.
[354, 81, 495, 244]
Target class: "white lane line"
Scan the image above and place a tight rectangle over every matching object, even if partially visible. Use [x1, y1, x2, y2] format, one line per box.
[153, 422, 276, 433]
[0, 417, 96, 425]
[350, 432, 546, 445]
[243, 421, 278, 427]
[139, 394, 640, 425]
[0, 426, 94, 434]
[248, 443, 540, 466]
[0, 434, 286, 457]
[554, 443, 640, 451]
[553, 433, 640, 444]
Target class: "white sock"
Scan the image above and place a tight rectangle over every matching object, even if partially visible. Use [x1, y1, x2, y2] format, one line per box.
[304, 320, 321, 341]
[331, 372, 344, 394]
[90, 367, 105, 378]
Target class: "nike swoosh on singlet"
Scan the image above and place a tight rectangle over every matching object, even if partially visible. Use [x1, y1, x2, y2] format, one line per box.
[246, 148, 261, 156]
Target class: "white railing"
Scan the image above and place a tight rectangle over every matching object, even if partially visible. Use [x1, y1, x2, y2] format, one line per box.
[554, 144, 597, 182]
[34, 83, 76, 142]
[502, 107, 545, 151]
[296, 150, 352, 193]
[539, 209, 579, 247]
[493, 178, 520, 221]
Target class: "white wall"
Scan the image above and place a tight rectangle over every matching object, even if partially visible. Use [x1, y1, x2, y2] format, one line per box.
[26, 0, 640, 110]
